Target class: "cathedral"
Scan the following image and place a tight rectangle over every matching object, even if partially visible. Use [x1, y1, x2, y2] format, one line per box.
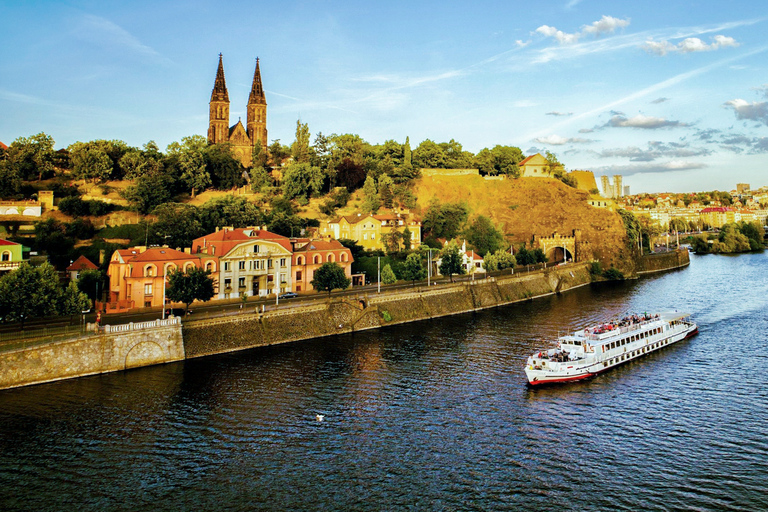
[208, 54, 267, 168]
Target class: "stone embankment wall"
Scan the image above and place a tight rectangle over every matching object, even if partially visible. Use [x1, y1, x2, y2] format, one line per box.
[183, 263, 592, 358]
[636, 249, 690, 275]
[0, 321, 184, 390]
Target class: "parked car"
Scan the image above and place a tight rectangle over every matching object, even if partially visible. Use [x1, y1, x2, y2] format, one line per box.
[278, 292, 298, 299]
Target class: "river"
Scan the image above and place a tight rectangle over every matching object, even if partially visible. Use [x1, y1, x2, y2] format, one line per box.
[1, 252, 767, 511]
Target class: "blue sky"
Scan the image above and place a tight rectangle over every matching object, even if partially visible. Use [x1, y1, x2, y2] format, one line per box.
[1, 0, 767, 193]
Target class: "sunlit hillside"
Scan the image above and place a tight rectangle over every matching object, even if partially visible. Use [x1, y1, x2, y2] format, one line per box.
[413, 174, 634, 272]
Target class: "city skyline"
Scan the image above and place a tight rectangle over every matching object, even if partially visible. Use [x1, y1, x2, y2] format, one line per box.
[1, 0, 766, 194]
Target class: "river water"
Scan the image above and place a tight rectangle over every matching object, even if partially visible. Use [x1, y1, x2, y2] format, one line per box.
[1, 253, 767, 511]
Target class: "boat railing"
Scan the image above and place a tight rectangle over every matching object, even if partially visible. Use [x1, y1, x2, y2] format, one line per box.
[583, 317, 660, 341]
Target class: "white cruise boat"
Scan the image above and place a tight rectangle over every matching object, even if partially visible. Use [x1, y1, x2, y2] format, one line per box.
[525, 312, 698, 385]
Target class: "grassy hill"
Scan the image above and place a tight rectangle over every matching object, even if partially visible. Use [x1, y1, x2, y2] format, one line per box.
[412, 174, 634, 272]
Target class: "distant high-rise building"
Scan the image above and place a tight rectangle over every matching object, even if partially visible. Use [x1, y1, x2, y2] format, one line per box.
[613, 175, 623, 198]
[623, 185, 630, 196]
[600, 175, 623, 198]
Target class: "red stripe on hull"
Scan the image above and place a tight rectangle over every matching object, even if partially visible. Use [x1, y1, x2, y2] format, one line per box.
[527, 372, 592, 386]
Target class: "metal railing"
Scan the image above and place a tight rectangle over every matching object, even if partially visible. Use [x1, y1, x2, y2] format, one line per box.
[0, 324, 90, 353]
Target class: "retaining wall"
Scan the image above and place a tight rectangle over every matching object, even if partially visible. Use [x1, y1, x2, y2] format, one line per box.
[636, 249, 690, 275]
[182, 263, 592, 358]
[0, 319, 184, 390]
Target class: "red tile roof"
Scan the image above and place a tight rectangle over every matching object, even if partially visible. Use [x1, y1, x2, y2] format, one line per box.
[66, 255, 98, 271]
[0, 239, 20, 246]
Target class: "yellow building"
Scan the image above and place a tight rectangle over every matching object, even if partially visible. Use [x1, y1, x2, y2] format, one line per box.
[518, 153, 555, 178]
[320, 213, 422, 251]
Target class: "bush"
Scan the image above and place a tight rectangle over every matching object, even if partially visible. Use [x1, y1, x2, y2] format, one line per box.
[602, 267, 625, 280]
[589, 261, 602, 275]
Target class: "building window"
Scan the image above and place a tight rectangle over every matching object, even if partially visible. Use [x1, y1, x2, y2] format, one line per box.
[313, 255, 320, 264]
[224, 278, 232, 291]
[327, 253, 335, 262]
[254, 244, 260, 254]
[297, 256, 304, 265]
[239, 261, 246, 270]
[268, 259, 273, 269]
[144, 265, 155, 277]
[296, 270, 302, 280]
[239, 277, 245, 288]
[224, 262, 231, 271]
[144, 283, 153, 295]
[363, 234, 368, 240]
[341, 253, 348, 262]
[280, 273, 286, 284]
[1, 251, 9, 262]
[280, 258, 286, 267]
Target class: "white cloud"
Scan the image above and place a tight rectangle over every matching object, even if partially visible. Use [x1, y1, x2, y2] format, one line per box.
[651, 97, 670, 104]
[76, 14, 166, 62]
[533, 134, 592, 145]
[606, 114, 686, 129]
[723, 99, 768, 125]
[595, 161, 706, 176]
[642, 34, 739, 55]
[582, 15, 631, 36]
[546, 111, 573, 116]
[515, 40, 530, 48]
[535, 15, 630, 45]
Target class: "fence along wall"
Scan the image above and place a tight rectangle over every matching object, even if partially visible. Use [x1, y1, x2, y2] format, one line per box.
[182, 263, 592, 358]
[0, 318, 184, 390]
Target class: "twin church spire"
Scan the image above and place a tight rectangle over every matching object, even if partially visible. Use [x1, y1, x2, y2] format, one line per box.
[207, 54, 267, 168]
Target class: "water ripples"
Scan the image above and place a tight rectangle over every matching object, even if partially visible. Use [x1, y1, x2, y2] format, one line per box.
[1, 253, 767, 511]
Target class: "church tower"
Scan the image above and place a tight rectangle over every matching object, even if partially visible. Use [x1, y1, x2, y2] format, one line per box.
[246, 58, 268, 150]
[208, 54, 230, 144]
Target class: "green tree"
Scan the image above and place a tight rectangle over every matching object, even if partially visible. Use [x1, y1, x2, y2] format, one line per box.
[402, 252, 427, 286]
[250, 165, 270, 193]
[473, 145, 523, 176]
[122, 166, 175, 214]
[378, 174, 394, 209]
[291, 120, 312, 164]
[413, 139, 447, 168]
[34, 218, 75, 268]
[422, 199, 469, 241]
[381, 229, 403, 255]
[361, 175, 380, 214]
[0, 263, 61, 329]
[402, 226, 412, 251]
[8, 132, 55, 181]
[403, 136, 412, 167]
[60, 281, 92, 321]
[0, 159, 22, 198]
[165, 267, 215, 315]
[152, 203, 205, 250]
[282, 162, 324, 200]
[198, 195, 265, 234]
[381, 263, 397, 285]
[464, 215, 505, 256]
[483, 249, 516, 272]
[439, 241, 465, 282]
[251, 140, 268, 169]
[206, 143, 244, 190]
[311, 262, 351, 296]
[179, 150, 210, 198]
[77, 269, 104, 304]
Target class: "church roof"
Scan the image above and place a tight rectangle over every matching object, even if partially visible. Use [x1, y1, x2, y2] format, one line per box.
[210, 53, 229, 103]
[248, 57, 266, 105]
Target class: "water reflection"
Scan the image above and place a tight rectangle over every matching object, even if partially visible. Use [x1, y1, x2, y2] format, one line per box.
[1, 253, 767, 511]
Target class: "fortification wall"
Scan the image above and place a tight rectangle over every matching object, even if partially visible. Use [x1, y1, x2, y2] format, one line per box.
[636, 249, 690, 275]
[0, 322, 184, 390]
